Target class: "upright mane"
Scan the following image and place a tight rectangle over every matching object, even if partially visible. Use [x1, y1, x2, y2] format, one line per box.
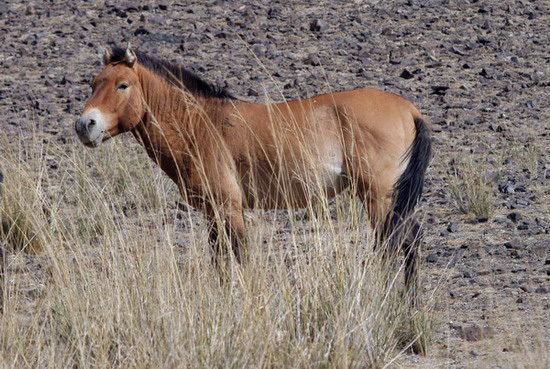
[108, 47, 235, 99]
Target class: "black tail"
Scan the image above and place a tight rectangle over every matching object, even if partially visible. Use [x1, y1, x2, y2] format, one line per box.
[386, 117, 432, 237]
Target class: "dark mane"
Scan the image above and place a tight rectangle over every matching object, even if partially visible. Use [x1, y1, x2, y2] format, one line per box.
[109, 47, 234, 99]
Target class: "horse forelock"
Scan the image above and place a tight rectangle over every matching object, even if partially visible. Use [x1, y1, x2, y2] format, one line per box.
[107, 47, 234, 100]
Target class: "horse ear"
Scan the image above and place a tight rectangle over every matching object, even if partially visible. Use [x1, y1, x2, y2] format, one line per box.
[123, 42, 137, 67]
[99, 46, 112, 65]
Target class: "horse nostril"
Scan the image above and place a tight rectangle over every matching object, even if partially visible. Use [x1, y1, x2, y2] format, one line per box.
[89, 119, 96, 127]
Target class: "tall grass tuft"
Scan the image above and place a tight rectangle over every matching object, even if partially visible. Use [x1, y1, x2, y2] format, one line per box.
[448, 155, 494, 219]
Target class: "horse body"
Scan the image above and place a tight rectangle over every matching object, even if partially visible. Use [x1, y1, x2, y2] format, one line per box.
[224, 89, 419, 212]
[75, 45, 431, 296]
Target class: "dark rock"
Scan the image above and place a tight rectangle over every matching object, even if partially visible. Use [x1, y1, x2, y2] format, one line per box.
[507, 212, 523, 223]
[431, 85, 449, 95]
[214, 31, 230, 39]
[504, 240, 522, 249]
[450, 46, 467, 56]
[520, 285, 532, 293]
[488, 123, 503, 132]
[309, 19, 328, 33]
[499, 183, 515, 194]
[517, 222, 529, 230]
[400, 69, 414, 79]
[134, 27, 150, 36]
[304, 54, 320, 66]
[479, 68, 494, 78]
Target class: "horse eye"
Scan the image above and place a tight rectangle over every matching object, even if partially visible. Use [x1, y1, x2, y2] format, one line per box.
[117, 83, 129, 91]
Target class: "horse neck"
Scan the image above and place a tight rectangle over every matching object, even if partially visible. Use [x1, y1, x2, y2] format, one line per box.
[131, 65, 229, 181]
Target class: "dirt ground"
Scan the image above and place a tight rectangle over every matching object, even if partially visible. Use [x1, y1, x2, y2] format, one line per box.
[1, 0, 548, 367]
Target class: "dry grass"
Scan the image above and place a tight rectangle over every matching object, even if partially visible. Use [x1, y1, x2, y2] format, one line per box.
[448, 154, 495, 219]
[0, 128, 433, 368]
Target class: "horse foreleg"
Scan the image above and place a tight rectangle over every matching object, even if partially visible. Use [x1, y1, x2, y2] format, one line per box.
[205, 198, 247, 273]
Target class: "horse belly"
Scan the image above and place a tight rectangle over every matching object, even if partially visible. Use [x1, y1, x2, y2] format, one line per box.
[239, 139, 347, 209]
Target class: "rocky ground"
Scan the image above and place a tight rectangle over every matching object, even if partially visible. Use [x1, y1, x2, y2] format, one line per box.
[1, 0, 548, 367]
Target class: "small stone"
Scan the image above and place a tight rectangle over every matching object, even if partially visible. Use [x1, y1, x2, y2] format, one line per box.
[489, 123, 503, 132]
[507, 212, 523, 223]
[484, 171, 499, 183]
[400, 69, 414, 79]
[534, 287, 547, 294]
[214, 31, 230, 39]
[309, 19, 328, 32]
[520, 285, 532, 293]
[447, 222, 459, 233]
[460, 324, 495, 342]
[304, 54, 320, 66]
[431, 85, 449, 95]
[150, 15, 164, 25]
[516, 199, 529, 207]
[427, 253, 438, 263]
[134, 27, 150, 36]
[532, 242, 548, 257]
[479, 67, 494, 78]
[517, 222, 529, 230]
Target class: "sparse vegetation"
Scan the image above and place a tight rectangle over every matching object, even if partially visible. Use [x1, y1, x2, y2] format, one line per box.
[448, 155, 495, 219]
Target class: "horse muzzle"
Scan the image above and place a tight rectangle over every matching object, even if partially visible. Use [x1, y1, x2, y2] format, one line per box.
[75, 108, 107, 148]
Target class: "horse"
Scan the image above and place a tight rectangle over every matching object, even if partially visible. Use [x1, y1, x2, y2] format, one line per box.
[75, 44, 432, 298]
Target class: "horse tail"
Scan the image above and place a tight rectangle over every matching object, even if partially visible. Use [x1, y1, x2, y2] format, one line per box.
[386, 116, 432, 238]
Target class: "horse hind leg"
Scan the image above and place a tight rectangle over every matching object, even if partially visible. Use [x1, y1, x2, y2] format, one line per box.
[401, 217, 421, 306]
[361, 185, 422, 306]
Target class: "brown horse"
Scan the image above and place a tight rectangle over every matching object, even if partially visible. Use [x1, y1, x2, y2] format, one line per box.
[75, 45, 431, 295]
